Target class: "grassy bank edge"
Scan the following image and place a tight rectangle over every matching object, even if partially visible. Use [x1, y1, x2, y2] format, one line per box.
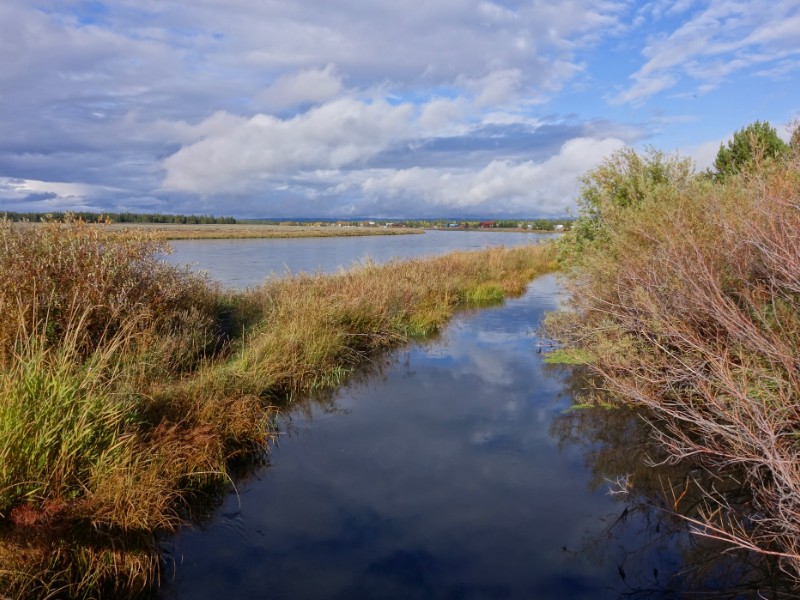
[0, 224, 556, 599]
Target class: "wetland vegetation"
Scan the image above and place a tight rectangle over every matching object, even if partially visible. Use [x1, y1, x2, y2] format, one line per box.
[3, 118, 799, 597]
[547, 120, 800, 582]
[0, 216, 555, 598]
[8, 220, 423, 241]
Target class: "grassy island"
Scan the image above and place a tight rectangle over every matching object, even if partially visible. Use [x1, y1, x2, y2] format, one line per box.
[0, 218, 555, 598]
[12, 221, 423, 241]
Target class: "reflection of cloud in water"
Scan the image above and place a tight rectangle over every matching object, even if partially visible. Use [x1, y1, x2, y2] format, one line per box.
[454, 343, 515, 386]
[164, 273, 628, 599]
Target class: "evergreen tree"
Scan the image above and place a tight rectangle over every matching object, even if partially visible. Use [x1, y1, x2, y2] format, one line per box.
[714, 121, 788, 180]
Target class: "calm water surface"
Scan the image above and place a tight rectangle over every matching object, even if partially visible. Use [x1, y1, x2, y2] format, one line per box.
[159, 239, 784, 598]
[163, 276, 618, 599]
[160, 272, 778, 599]
[166, 230, 557, 287]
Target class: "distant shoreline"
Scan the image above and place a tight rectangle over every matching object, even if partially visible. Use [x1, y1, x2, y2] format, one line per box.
[14, 222, 424, 240]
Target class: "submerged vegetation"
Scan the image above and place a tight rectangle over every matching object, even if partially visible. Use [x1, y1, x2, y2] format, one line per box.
[0, 216, 555, 598]
[547, 121, 800, 580]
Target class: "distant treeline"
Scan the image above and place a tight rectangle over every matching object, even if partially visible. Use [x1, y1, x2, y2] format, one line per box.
[2, 211, 237, 224]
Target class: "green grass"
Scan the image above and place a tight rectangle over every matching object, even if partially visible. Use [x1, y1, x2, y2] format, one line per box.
[542, 348, 593, 365]
[0, 336, 133, 513]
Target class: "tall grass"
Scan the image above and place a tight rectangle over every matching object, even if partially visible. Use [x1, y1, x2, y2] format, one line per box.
[0, 327, 133, 514]
[0, 216, 556, 598]
[0, 217, 218, 371]
[204, 247, 552, 401]
[548, 150, 800, 577]
[0, 218, 228, 598]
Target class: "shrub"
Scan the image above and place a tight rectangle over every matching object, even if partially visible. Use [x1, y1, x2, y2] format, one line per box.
[0, 216, 219, 372]
[559, 146, 693, 265]
[549, 147, 800, 577]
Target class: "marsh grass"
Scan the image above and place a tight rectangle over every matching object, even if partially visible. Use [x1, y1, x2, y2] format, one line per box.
[548, 151, 800, 578]
[211, 247, 553, 400]
[0, 216, 556, 598]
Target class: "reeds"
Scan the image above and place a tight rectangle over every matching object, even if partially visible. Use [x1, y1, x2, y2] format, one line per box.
[548, 150, 800, 578]
[0, 216, 555, 598]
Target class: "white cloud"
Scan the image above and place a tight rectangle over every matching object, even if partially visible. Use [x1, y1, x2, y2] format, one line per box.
[8, 0, 792, 219]
[683, 138, 723, 171]
[354, 137, 626, 215]
[418, 98, 470, 133]
[2, 178, 118, 199]
[0, 177, 126, 212]
[613, 74, 677, 105]
[162, 98, 415, 193]
[259, 65, 344, 110]
[616, 0, 800, 103]
[461, 69, 525, 107]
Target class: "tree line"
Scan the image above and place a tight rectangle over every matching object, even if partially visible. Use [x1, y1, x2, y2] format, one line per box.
[2, 211, 237, 224]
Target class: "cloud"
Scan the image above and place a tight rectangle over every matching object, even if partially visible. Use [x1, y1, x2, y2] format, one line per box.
[0, 177, 124, 212]
[616, 0, 800, 103]
[160, 84, 633, 216]
[417, 98, 470, 133]
[682, 138, 723, 171]
[12, 0, 791, 219]
[613, 74, 677, 105]
[161, 98, 415, 193]
[348, 136, 626, 216]
[0, 0, 634, 216]
[259, 65, 344, 111]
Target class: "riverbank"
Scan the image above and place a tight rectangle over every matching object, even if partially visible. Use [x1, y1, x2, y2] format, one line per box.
[0, 218, 556, 599]
[12, 221, 423, 240]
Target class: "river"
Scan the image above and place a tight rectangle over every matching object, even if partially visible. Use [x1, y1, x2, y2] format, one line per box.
[160, 234, 786, 599]
[165, 229, 557, 287]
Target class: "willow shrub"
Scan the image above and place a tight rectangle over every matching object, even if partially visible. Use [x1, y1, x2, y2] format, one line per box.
[549, 149, 800, 577]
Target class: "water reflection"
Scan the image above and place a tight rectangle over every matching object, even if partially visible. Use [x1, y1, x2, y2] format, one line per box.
[160, 276, 795, 599]
[549, 366, 795, 598]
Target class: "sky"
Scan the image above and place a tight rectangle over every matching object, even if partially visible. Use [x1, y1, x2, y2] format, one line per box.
[0, 1, 798, 219]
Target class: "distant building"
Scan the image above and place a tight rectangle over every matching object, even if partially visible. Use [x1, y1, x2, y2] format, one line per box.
[554, 224, 565, 231]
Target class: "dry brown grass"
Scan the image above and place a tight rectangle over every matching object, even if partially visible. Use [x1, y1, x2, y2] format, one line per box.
[0, 217, 219, 369]
[548, 152, 800, 578]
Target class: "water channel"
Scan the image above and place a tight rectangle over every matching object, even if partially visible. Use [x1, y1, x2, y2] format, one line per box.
[165, 229, 557, 287]
[160, 232, 787, 599]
